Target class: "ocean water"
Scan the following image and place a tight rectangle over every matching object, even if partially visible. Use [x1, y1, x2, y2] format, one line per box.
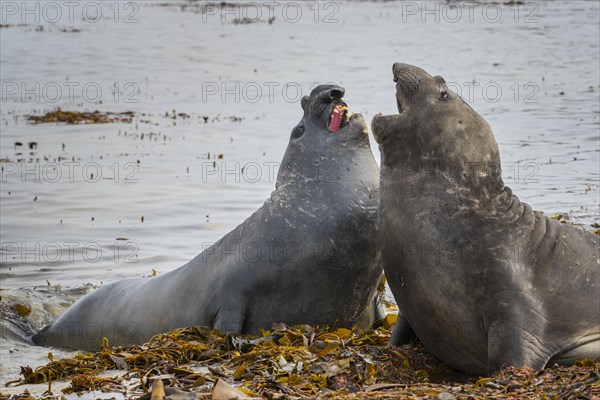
[0, 0, 598, 392]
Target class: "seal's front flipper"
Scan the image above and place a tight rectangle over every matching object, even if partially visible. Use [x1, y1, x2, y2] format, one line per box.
[31, 325, 52, 346]
[549, 340, 600, 366]
[213, 306, 246, 334]
[390, 314, 416, 346]
[486, 320, 550, 375]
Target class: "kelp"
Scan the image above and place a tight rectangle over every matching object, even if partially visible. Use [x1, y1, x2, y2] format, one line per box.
[27, 108, 135, 124]
[4, 323, 599, 399]
[550, 213, 600, 235]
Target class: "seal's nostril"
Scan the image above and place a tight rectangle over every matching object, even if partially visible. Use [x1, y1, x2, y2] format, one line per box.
[330, 89, 344, 100]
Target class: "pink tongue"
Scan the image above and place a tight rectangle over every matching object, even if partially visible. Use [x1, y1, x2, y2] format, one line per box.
[328, 109, 342, 132]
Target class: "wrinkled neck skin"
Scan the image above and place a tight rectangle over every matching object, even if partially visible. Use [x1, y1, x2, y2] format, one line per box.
[377, 99, 507, 210]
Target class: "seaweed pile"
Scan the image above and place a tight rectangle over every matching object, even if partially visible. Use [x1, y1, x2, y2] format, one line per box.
[3, 322, 599, 399]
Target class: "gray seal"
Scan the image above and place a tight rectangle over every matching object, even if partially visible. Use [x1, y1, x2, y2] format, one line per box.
[371, 63, 600, 375]
[33, 85, 382, 350]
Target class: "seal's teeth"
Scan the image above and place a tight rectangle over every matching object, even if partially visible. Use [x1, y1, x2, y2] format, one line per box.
[328, 104, 350, 132]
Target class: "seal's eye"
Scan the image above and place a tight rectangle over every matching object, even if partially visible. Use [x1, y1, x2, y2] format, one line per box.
[292, 125, 305, 139]
[393, 76, 398, 83]
[434, 76, 450, 101]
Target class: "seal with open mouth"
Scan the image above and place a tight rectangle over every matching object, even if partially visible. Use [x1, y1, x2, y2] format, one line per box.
[33, 85, 383, 350]
[371, 63, 599, 375]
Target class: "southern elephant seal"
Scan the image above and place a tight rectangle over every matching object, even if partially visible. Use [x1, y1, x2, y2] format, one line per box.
[33, 84, 383, 350]
[371, 62, 599, 375]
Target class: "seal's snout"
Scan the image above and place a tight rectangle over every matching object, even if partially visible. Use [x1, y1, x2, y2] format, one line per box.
[316, 86, 345, 103]
[390, 62, 432, 115]
[392, 62, 418, 78]
[392, 62, 407, 81]
[329, 88, 344, 100]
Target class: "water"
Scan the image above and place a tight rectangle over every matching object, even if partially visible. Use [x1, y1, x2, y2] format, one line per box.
[0, 0, 598, 393]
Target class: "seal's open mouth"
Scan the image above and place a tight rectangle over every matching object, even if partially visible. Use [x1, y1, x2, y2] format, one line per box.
[396, 93, 403, 114]
[328, 103, 350, 133]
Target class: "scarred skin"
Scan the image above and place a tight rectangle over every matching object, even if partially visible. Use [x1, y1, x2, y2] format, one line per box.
[372, 63, 600, 375]
[33, 85, 383, 351]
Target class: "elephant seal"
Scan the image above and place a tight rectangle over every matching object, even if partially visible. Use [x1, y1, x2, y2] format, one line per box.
[371, 63, 600, 375]
[33, 84, 382, 350]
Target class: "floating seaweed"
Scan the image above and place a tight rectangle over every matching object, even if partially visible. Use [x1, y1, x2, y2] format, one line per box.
[27, 108, 135, 124]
